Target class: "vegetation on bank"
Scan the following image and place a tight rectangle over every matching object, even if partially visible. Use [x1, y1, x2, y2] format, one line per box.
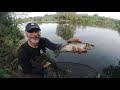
[103, 61, 120, 78]
[0, 12, 24, 57]
[17, 12, 120, 30]
[0, 12, 24, 78]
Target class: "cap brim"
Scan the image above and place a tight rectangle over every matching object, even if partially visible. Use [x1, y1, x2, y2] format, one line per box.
[28, 26, 41, 31]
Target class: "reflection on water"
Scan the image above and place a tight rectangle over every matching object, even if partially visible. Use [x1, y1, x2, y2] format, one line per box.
[19, 22, 120, 78]
[56, 23, 76, 40]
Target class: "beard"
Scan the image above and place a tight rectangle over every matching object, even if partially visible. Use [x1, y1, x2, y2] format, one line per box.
[26, 33, 40, 44]
[30, 38, 40, 44]
[28, 36, 40, 44]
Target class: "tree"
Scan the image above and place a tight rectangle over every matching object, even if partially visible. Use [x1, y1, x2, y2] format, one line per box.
[93, 14, 98, 16]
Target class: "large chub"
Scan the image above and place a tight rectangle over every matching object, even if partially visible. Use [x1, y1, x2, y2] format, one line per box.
[54, 42, 95, 57]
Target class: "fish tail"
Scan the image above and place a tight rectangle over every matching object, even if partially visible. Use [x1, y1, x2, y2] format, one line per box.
[54, 42, 69, 57]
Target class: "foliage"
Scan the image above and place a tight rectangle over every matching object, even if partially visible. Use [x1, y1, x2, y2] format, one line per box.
[41, 53, 71, 78]
[0, 68, 15, 78]
[103, 61, 120, 78]
[0, 12, 24, 61]
[0, 12, 25, 77]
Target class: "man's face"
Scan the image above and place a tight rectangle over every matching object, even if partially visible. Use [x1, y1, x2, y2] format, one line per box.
[25, 29, 41, 44]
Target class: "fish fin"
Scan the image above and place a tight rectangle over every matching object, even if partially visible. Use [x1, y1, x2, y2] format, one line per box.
[54, 50, 60, 57]
[61, 42, 69, 47]
[54, 42, 68, 57]
[92, 44, 95, 47]
[54, 49, 59, 54]
[55, 53, 60, 58]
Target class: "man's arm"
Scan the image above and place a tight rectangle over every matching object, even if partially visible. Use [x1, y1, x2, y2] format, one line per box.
[44, 38, 62, 51]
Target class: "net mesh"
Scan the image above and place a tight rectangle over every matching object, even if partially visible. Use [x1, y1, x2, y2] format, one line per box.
[55, 62, 99, 78]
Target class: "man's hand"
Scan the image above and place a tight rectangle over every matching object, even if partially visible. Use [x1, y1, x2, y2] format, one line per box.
[67, 38, 81, 43]
[72, 46, 87, 54]
[67, 38, 87, 54]
[43, 62, 51, 69]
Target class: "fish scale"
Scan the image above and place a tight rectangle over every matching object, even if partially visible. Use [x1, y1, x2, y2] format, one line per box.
[61, 43, 86, 51]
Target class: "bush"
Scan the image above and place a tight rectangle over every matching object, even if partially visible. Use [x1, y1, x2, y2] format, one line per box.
[0, 12, 24, 59]
[0, 68, 15, 78]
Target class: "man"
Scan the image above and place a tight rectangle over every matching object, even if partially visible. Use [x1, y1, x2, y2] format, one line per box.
[17, 22, 87, 78]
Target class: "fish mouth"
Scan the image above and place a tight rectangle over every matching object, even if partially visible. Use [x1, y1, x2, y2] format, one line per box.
[85, 44, 95, 50]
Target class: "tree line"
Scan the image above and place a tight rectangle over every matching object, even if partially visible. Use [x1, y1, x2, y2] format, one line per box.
[17, 12, 120, 30]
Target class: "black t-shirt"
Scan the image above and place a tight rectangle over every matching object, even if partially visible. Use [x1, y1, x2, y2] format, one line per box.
[17, 37, 62, 75]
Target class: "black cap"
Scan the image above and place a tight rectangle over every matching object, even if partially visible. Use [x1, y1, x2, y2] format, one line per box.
[25, 22, 41, 32]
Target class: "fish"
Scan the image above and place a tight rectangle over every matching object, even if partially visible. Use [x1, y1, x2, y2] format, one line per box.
[54, 42, 95, 57]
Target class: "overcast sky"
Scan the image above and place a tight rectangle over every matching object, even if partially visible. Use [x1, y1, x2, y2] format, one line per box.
[27, 12, 120, 20]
